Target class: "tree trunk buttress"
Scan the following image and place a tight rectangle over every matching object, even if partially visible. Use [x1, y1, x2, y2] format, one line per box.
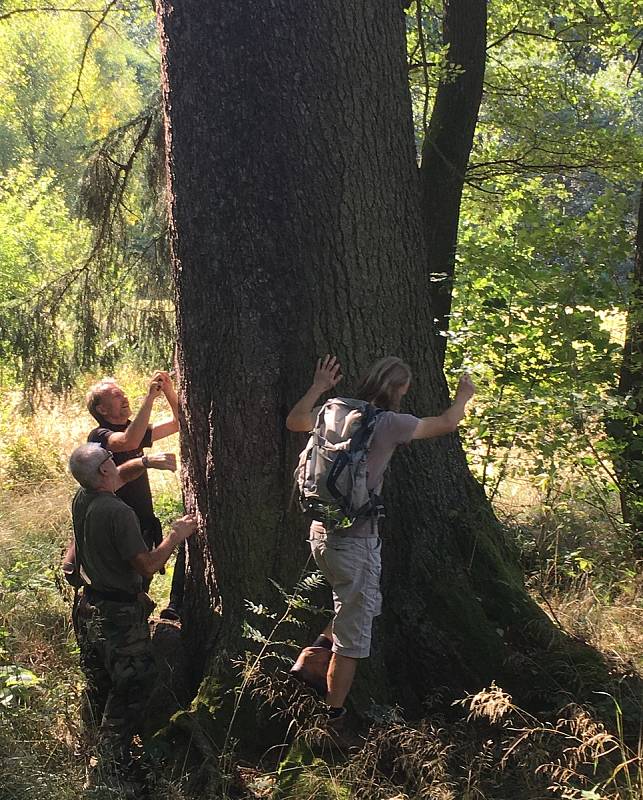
[420, 0, 487, 365]
[157, 0, 565, 714]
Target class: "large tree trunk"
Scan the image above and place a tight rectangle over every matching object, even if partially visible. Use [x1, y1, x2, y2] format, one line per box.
[156, 0, 574, 716]
[419, 0, 487, 365]
[614, 183, 643, 551]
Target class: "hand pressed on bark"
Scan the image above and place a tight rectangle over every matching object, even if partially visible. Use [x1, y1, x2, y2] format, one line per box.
[412, 372, 476, 440]
[286, 354, 343, 432]
[455, 373, 475, 403]
[147, 372, 165, 398]
[151, 370, 180, 442]
[313, 354, 343, 393]
[145, 453, 177, 472]
[130, 513, 196, 579]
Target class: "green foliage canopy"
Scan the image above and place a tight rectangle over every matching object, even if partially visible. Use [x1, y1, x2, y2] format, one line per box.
[0, 3, 171, 396]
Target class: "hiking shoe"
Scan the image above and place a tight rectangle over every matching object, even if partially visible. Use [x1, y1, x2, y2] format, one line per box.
[325, 706, 347, 728]
[159, 604, 181, 621]
[289, 646, 331, 697]
[321, 707, 365, 751]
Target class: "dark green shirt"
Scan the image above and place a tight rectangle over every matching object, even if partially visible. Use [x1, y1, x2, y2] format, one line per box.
[72, 489, 148, 595]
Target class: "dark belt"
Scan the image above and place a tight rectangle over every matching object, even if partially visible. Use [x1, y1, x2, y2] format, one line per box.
[84, 586, 138, 604]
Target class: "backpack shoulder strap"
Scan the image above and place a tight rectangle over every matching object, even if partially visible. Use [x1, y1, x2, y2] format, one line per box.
[348, 403, 382, 452]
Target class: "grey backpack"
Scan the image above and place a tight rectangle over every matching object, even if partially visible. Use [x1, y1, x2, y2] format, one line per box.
[295, 398, 383, 529]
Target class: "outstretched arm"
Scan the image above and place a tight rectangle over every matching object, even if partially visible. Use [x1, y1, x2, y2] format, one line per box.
[152, 371, 180, 441]
[106, 374, 163, 452]
[117, 453, 177, 483]
[286, 355, 343, 432]
[60, 455, 175, 581]
[130, 515, 196, 579]
[412, 374, 475, 439]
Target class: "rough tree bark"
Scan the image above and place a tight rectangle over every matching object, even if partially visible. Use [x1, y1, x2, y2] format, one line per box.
[156, 0, 584, 716]
[419, 0, 487, 365]
[614, 183, 643, 550]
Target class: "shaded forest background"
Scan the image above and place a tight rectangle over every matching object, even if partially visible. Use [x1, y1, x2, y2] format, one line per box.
[0, 1, 641, 798]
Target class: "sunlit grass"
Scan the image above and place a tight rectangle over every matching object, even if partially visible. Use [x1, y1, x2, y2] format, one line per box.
[0, 377, 184, 799]
[0, 381, 640, 799]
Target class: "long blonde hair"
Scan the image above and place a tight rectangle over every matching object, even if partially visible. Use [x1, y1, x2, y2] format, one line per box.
[355, 357, 412, 411]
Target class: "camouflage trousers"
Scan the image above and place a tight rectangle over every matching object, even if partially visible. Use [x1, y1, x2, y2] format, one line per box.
[76, 594, 157, 766]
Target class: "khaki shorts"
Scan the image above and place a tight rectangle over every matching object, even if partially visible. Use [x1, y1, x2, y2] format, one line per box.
[310, 532, 382, 659]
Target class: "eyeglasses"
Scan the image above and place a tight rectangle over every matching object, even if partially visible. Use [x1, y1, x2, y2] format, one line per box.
[98, 450, 114, 468]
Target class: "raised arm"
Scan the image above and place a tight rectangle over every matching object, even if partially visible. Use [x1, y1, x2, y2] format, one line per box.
[286, 355, 343, 432]
[412, 374, 476, 440]
[152, 371, 180, 442]
[130, 514, 196, 579]
[61, 455, 177, 581]
[117, 453, 177, 483]
[106, 374, 163, 452]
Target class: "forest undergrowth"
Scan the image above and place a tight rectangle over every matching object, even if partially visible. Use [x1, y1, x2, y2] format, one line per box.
[0, 382, 641, 800]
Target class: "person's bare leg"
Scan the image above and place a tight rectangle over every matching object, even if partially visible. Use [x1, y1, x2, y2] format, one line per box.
[289, 622, 333, 695]
[326, 653, 357, 708]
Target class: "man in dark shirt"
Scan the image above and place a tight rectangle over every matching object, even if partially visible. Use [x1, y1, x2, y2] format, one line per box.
[69, 442, 196, 785]
[86, 371, 177, 540]
[65, 370, 186, 618]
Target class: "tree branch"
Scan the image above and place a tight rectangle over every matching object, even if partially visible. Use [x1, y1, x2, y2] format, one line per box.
[408, 60, 436, 72]
[87, 112, 154, 261]
[486, 15, 526, 50]
[488, 20, 587, 51]
[595, 0, 613, 22]
[60, 0, 119, 120]
[627, 39, 643, 86]
[0, 5, 105, 20]
[467, 157, 605, 173]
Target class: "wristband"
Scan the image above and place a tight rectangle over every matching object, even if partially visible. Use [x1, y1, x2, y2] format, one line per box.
[142, 455, 149, 468]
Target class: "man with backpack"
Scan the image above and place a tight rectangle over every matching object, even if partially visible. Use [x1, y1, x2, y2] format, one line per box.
[287, 355, 475, 721]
